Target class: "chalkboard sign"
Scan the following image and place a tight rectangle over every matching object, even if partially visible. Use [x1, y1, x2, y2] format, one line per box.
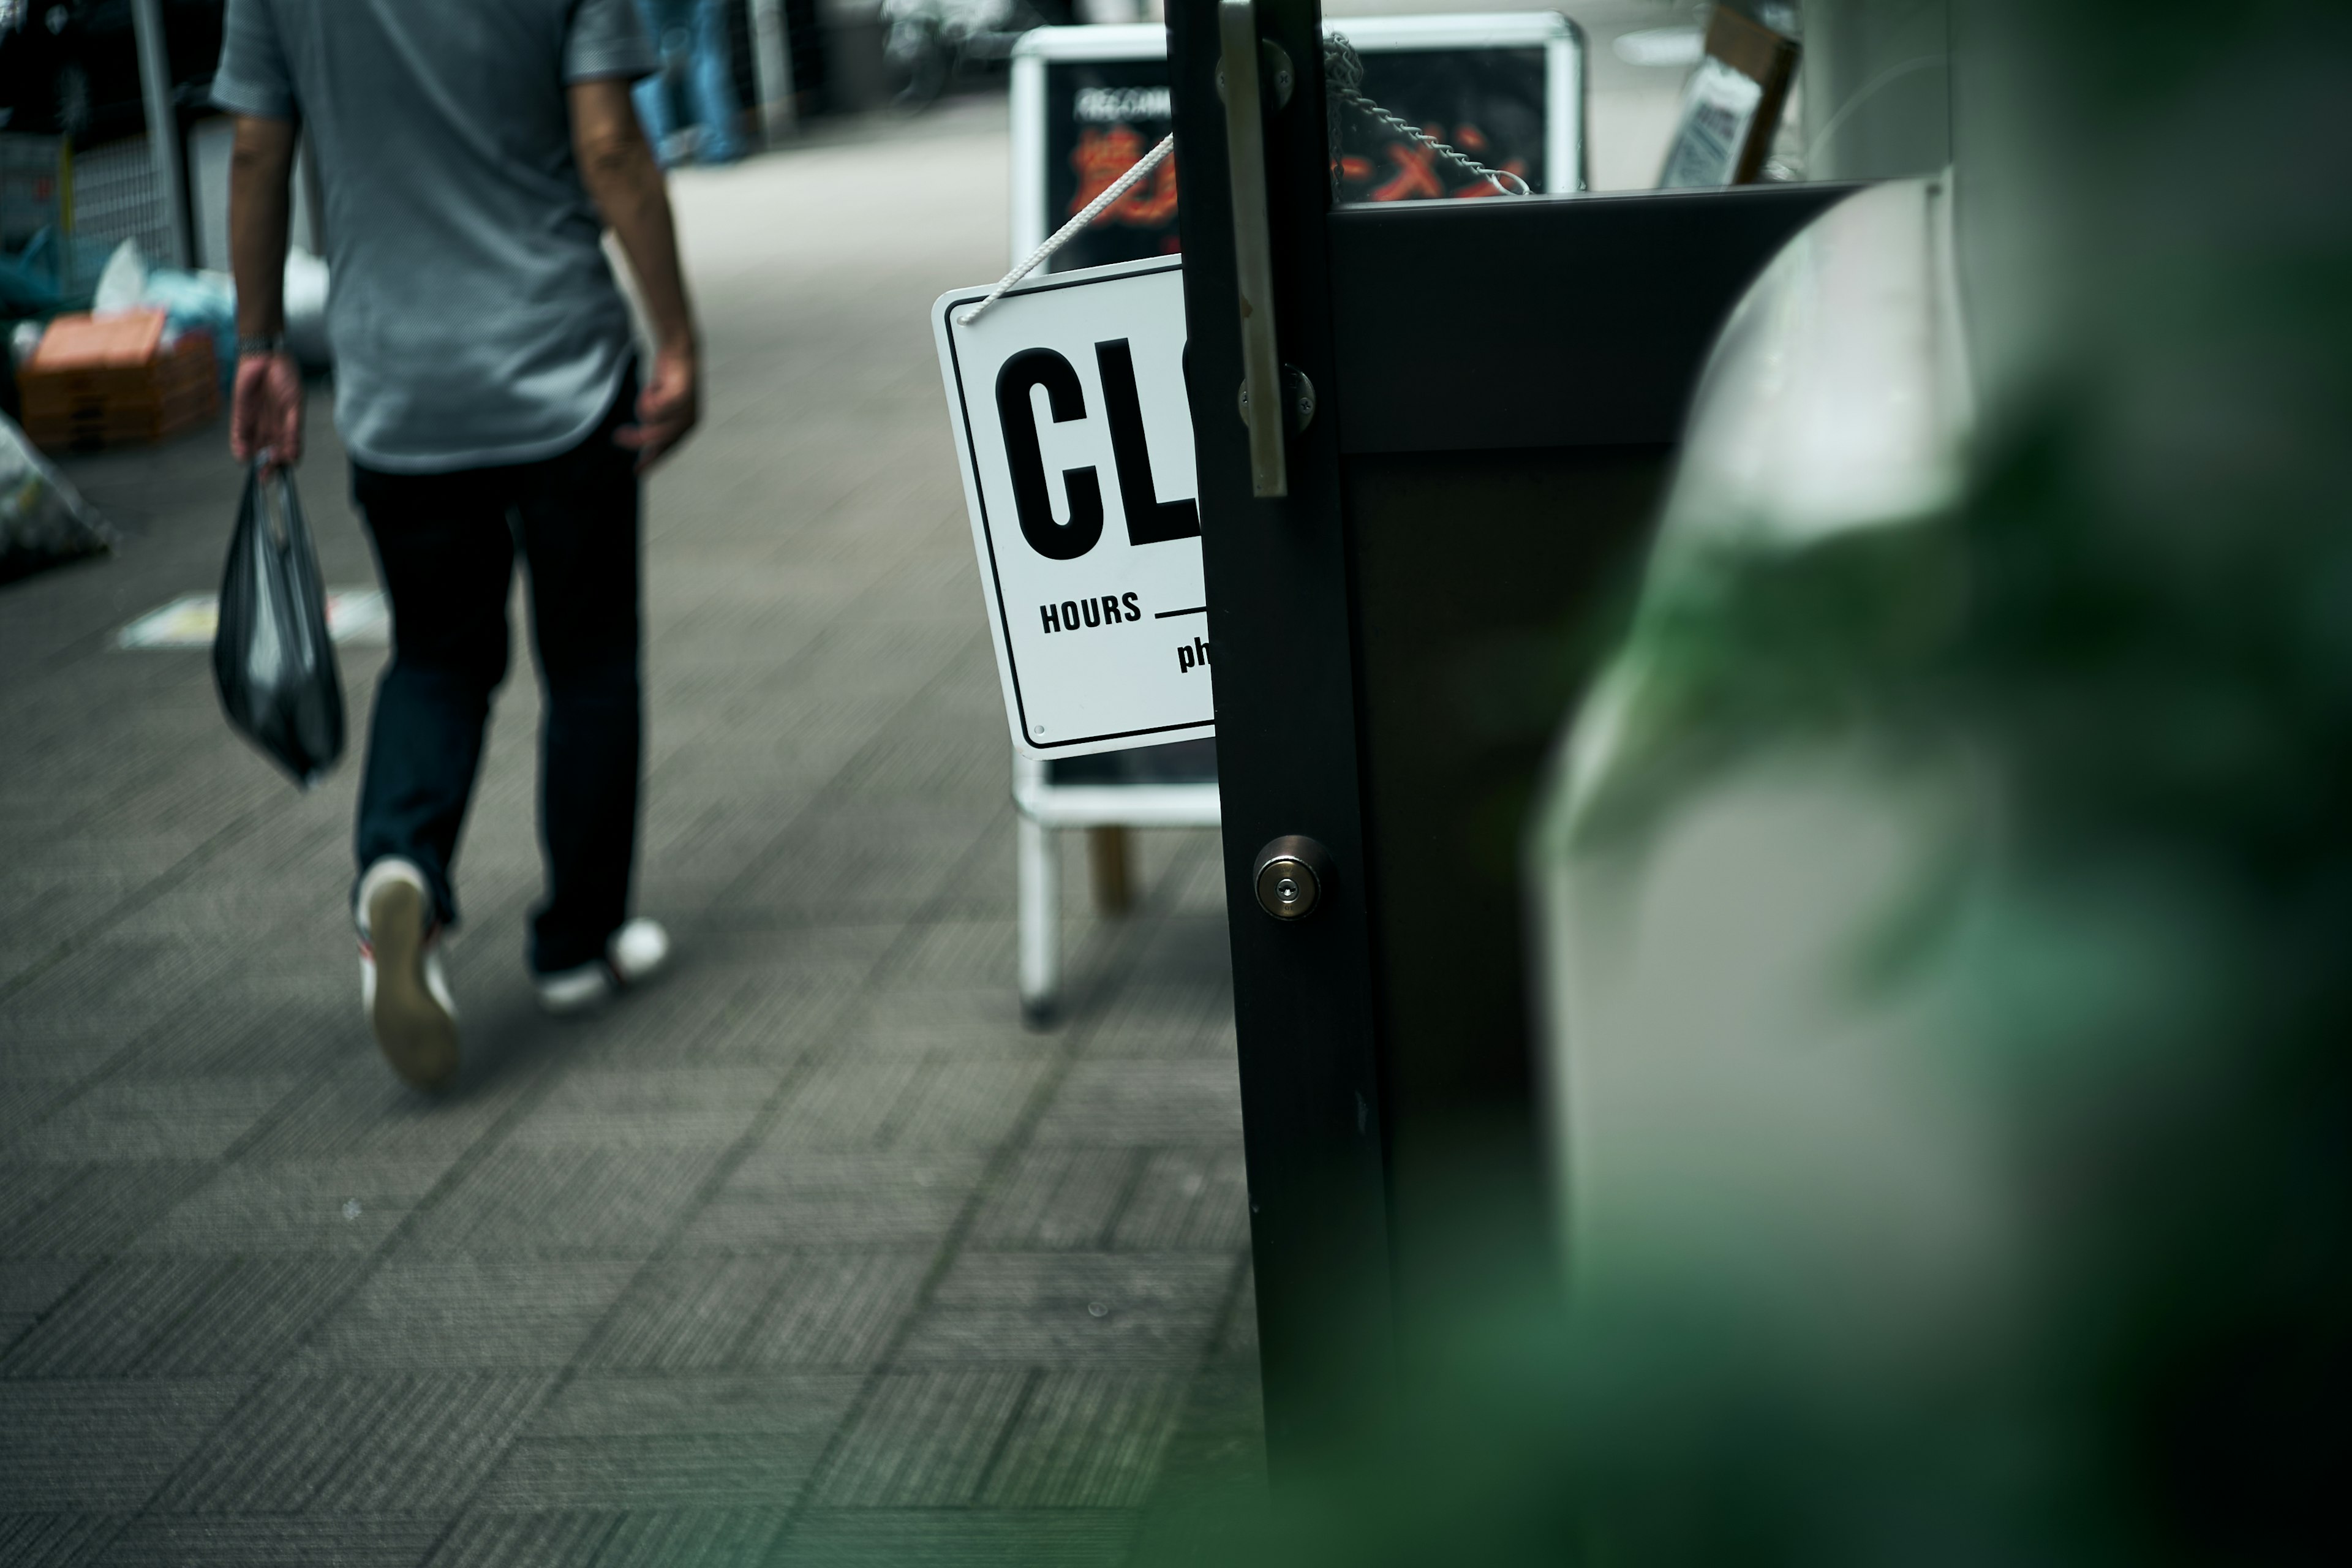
[1041, 58, 1182, 274]
[1332, 45, 1549, 203]
[1010, 16, 1586, 273]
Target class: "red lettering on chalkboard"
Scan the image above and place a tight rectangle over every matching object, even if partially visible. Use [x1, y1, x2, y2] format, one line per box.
[1071, 127, 1181, 228]
[1370, 137, 1447, 202]
[1348, 126, 1528, 202]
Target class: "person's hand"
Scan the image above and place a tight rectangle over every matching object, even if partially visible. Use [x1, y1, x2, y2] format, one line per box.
[230, 350, 304, 472]
[617, 339, 699, 472]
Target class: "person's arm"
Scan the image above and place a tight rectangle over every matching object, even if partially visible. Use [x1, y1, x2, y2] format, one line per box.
[227, 113, 304, 470]
[569, 78, 700, 471]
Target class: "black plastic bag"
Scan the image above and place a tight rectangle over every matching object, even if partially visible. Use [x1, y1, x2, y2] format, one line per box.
[213, 462, 344, 786]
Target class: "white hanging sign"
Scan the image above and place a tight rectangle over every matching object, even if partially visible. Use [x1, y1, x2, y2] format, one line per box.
[933, 255, 1213, 760]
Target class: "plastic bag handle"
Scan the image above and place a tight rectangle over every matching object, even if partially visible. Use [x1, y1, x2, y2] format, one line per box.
[249, 456, 294, 551]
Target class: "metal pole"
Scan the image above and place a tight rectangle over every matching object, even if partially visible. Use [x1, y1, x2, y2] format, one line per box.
[129, 0, 191, 266]
[750, 0, 798, 144]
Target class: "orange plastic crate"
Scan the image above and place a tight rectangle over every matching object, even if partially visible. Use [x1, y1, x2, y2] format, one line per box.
[20, 320, 219, 453]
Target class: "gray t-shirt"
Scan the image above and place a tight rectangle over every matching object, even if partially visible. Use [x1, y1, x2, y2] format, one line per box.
[214, 0, 655, 473]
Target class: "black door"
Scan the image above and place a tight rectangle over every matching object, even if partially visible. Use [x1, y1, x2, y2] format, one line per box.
[1164, 0, 1854, 1469]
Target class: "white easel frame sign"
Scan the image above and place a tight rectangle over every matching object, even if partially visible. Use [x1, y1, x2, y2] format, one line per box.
[971, 17, 1589, 1023]
[934, 255, 1213, 762]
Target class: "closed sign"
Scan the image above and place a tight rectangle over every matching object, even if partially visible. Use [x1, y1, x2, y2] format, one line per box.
[934, 257, 1213, 759]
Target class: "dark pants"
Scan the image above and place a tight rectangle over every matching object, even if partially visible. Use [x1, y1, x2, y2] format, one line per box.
[350, 378, 642, 976]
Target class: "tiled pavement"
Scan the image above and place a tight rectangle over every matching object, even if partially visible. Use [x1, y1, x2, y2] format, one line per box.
[0, 101, 1262, 1564]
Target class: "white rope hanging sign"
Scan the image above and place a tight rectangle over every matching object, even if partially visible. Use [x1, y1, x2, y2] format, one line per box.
[957, 133, 1178, 327]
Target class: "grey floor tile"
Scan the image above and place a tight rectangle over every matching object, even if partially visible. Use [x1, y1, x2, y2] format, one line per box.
[0, 1259, 94, 1321]
[880, 1058, 1046, 1150]
[579, 1254, 793, 1372]
[823, 719, 1008, 806]
[969, 1148, 1142, 1252]
[1129, 916, 1239, 990]
[979, 1370, 1190, 1507]
[9, 1075, 299, 1164]
[524, 1373, 866, 1440]
[0, 1081, 81, 1155]
[1, 1256, 362, 1378]
[503, 1068, 784, 1150]
[895, 1255, 1233, 1367]
[470, 1374, 858, 1512]
[771, 1509, 1137, 1566]
[0, 1512, 120, 1567]
[1108, 1148, 1251, 1252]
[1084, 982, 1237, 1060]
[0, 1166, 80, 1248]
[809, 1370, 1031, 1507]
[106, 986, 355, 1081]
[719, 810, 989, 925]
[585, 1250, 929, 1372]
[832, 990, 1064, 1061]
[0, 1380, 251, 1510]
[92, 1517, 445, 1567]
[734, 1251, 933, 1371]
[589, 975, 863, 1068]
[124, 1157, 461, 1254]
[422, 1512, 617, 1568]
[404, 1147, 722, 1257]
[886, 920, 1023, 986]
[0, 1034, 130, 1106]
[760, 1057, 1041, 1153]
[760, 1060, 925, 1151]
[154, 1371, 549, 1515]
[300, 1260, 638, 1371]
[682, 1154, 984, 1252]
[0, 1163, 214, 1257]
[241, 1061, 535, 1163]
[1030, 1061, 1243, 1148]
[0, 945, 233, 1061]
[596, 1509, 788, 1568]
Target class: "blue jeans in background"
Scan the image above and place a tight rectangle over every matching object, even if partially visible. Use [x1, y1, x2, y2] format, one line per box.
[633, 0, 746, 167]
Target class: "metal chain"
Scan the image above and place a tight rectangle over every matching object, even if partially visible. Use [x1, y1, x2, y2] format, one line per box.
[1323, 32, 1532, 197]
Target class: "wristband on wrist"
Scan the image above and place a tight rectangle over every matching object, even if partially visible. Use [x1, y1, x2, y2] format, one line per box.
[236, 334, 287, 358]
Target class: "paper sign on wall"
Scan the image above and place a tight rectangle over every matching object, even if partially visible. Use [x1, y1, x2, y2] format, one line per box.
[933, 256, 1213, 760]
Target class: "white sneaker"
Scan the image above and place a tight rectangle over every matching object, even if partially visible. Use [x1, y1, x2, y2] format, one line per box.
[358, 858, 459, 1091]
[535, 918, 671, 1015]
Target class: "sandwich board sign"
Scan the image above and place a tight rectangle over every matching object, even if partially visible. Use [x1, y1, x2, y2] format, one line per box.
[934, 255, 1211, 760]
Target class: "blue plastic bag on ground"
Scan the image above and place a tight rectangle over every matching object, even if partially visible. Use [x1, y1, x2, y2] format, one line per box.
[214, 462, 344, 785]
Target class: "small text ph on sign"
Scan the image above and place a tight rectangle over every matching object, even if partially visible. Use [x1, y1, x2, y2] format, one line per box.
[1035, 593, 1210, 675]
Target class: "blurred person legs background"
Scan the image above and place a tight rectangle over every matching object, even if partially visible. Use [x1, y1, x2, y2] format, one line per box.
[632, 0, 747, 167]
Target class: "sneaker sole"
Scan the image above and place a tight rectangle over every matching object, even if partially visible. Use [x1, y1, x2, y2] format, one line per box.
[366, 881, 458, 1091]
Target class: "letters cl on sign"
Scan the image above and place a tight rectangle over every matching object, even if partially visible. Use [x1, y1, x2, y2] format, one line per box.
[996, 341, 1200, 560]
[935, 258, 1214, 760]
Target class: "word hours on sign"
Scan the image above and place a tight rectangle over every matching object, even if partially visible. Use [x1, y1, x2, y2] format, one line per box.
[933, 257, 1212, 760]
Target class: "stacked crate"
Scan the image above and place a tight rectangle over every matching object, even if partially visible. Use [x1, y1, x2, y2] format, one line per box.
[18, 309, 219, 452]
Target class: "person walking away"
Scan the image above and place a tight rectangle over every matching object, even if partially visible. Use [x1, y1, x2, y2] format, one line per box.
[633, 0, 745, 167]
[217, 0, 702, 1091]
